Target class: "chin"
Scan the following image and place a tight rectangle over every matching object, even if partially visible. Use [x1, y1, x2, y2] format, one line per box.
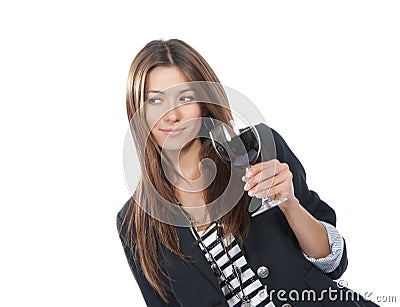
[160, 135, 200, 152]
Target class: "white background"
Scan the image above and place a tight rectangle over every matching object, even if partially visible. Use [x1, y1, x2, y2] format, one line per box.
[1, 1, 399, 306]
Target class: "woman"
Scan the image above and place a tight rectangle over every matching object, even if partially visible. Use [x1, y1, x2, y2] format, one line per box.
[117, 39, 377, 307]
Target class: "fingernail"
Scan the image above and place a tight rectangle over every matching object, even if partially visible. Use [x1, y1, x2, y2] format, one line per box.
[244, 183, 250, 190]
[248, 190, 254, 196]
[241, 176, 248, 182]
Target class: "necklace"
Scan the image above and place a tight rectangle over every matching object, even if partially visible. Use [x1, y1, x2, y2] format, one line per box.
[189, 218, 252, 307]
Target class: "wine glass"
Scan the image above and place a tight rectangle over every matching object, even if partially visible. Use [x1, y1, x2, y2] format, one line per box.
[208, 117, 287, 212]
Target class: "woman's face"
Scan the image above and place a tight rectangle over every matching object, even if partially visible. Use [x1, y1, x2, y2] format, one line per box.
[144, 66, 204, 151]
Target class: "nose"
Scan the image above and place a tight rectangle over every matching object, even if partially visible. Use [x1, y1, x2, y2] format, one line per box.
[162, 105, 181, 124]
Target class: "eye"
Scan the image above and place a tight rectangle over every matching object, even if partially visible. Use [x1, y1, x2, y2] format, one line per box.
[180, 96, 195, 103]
[148, 97, 162, 105]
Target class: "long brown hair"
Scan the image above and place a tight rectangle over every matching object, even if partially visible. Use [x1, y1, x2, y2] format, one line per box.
[120, 39, 251, 303]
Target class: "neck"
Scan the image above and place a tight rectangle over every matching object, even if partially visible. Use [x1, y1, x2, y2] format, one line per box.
[165, 138, 202, 182]
[164, 138, 208, 211]
[178, 138, 202, 180]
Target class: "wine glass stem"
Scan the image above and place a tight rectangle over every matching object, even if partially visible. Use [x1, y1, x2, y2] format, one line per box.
[245, 167, 287, 211]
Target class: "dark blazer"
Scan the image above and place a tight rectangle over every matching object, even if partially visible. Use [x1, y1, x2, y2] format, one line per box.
[117, 124, 378, 307]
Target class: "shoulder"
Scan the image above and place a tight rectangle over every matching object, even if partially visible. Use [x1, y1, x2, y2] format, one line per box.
[255, 122, 286, 146]
[255, 123, 292, 161]
[116, 197, 135, 237]
[116, 197, 132, 222]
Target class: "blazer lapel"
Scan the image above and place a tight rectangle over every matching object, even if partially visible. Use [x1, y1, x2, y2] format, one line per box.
[177, 226, 222, 293]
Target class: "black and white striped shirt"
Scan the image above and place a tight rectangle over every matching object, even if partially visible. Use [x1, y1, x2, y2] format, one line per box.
[191, 211, 344, 306]
[192, 223, 272, 306]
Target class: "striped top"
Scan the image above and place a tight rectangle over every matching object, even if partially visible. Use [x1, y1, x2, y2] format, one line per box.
[191, 217, 344, 307]
[191, 223, 271, 307]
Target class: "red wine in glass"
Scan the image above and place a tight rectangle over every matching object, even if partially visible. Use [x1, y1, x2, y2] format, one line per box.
[209, 121, 287, 212]
[213, 127, 259, 168]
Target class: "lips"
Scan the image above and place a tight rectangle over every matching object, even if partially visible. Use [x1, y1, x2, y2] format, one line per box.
[160, 127, 186, 136]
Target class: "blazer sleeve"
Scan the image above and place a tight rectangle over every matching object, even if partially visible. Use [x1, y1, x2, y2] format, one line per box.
[257, 124, 348, 279]
[116, 201, 181, 307]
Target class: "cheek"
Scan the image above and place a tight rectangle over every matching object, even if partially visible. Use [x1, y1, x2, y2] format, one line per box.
[184, 106, 203, 131]
[144, 112, 162, 148]
[187, 104, 204, 120]
[192, 105, 203, 132]
[145, 110, 159, 132]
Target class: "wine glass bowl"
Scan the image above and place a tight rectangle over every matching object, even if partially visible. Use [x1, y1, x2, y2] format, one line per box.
[208, 117, 287, 213]
[210, 123, 260, 169]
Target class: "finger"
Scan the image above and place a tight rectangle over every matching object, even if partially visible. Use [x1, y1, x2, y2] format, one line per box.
[244, 160, 283, 191]
[245, 160, 277, 184]
[264, 179, 292, 199]
[247, 170, 288, 197]
[274, 162, 290, 176]
[244, 169, 273, 191]
[246, 159, 277, 177]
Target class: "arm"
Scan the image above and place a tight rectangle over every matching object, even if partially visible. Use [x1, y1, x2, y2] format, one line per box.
[247, 124, 348, 278]
[116, 202, 180, 306]
[278, 198, 330, 259]
[302, 221, 344, 273]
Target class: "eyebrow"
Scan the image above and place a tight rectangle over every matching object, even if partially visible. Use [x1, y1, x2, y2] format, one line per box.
[147, 88, 194, 95]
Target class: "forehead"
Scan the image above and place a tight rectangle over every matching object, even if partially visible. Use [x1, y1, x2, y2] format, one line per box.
[147, 66, 189, 93]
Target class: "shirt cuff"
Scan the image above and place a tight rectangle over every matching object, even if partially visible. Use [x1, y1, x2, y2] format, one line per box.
[302, 221, 344, 274]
